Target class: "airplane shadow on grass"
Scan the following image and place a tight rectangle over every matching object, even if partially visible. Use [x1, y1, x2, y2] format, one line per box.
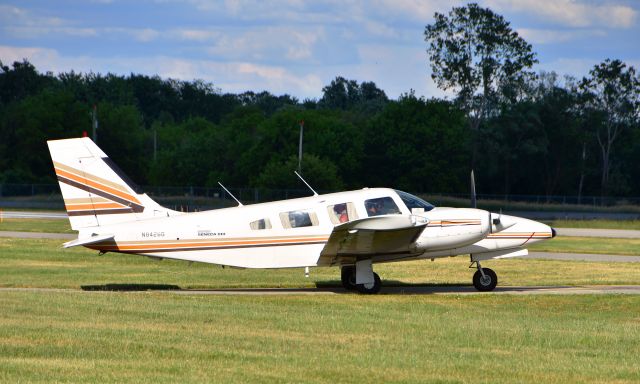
[81, 284, 181, 291]
[80, 280, 472, 294]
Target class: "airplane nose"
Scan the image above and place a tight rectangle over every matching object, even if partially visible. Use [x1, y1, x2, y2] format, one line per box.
[551, 227, 557, 238]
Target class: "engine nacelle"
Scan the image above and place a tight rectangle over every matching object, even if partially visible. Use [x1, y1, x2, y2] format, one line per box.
[414, 207, 490, 252]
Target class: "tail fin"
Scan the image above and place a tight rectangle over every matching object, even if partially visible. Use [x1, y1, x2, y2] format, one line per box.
[47, 137, 177, 230]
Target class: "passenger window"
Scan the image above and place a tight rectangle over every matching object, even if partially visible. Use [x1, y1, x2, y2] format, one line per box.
[327, 202, 358, 224]
[364, 197, 401, 217]
[279, 210, 319, 229]
[249, 218, 272, 230]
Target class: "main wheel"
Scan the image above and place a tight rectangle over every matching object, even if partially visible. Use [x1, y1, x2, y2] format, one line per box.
[473, 268, 497, 292]
[356, 272, 382, 294]
[340, 266, 357, 290]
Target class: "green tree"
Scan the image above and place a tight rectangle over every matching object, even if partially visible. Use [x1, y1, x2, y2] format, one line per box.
[364, 94, 469, 192]
[0, 60, 55, 106]
[579, 59, 640, 196]
[319, 77, 388, 112]
[245, 108, 363, 188]
[256, 154, 343, 191]
[97, 103, 149, 184]
[424, 3, 537, 167]
[0, 88, 86, 182]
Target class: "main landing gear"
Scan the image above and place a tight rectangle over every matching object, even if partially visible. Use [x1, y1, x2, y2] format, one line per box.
[471, 261, 498, 292]
[340, 263, 382, 294]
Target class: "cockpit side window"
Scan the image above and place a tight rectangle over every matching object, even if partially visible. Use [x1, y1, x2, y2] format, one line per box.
[327, 202, 358, 224]
[364, 197, 401, 217]
[395, 190, 435, 213]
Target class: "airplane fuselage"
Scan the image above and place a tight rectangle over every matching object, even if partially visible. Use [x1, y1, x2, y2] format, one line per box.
[83, 188, 553, 268]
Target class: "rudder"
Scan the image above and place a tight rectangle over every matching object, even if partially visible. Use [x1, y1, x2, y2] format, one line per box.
[47, 137, 173, 230]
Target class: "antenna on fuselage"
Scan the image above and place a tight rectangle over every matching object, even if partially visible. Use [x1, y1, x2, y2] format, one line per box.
[294, 171, 318, 196]
[218, 182, 243, 206]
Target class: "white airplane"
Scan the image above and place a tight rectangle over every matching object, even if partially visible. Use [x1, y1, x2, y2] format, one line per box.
[48, 137, 555, 294]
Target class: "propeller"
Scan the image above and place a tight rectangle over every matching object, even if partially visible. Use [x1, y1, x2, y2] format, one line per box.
[471, 170, 514, 233]
[470, 170, 477, 209]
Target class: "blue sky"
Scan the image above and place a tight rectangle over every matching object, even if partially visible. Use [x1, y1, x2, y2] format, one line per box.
[1, 0, 638, 99]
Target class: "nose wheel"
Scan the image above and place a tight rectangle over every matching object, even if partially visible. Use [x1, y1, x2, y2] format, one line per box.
[471, 261, 497, 292]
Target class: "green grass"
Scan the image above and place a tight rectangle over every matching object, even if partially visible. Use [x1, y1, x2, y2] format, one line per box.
[0, 218, 73, 234]
[0, 292, 638, 383]
[547, 219, 640, 230]
[528, 236, 640, 256]
[1, 238, 640, 289]
[1, 235, 640, 383]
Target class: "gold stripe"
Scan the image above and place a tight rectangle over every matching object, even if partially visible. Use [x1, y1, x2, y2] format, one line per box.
[55, 167, 141, 205]
[64, 197, 111, 204]
[53, 161, 131, 194]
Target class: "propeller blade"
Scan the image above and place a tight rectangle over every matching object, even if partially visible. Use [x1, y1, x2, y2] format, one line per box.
[470, 170, 477, 209]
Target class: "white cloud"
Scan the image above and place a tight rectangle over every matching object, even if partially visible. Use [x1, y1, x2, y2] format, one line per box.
[486, 0, 637, 28]
[536, 58, 603, 79]
[0, 45, 325, 98]
[369, 0, 450, 22]
[204, 26, 326, 63]
[0, 45, 61, 67]
[171, 29, 221, 42]
[517, 28, 607, 44]
[0, 4, 65, 28]
[131, 28, 160, 42]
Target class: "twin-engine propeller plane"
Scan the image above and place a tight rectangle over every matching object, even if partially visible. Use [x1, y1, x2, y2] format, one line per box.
[48, 137, 555, 294]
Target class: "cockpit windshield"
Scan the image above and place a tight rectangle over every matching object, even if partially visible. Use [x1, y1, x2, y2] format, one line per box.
[395, 190, 435, 213]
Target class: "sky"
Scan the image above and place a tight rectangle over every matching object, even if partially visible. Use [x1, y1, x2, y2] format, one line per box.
[0, 0, 639, 100]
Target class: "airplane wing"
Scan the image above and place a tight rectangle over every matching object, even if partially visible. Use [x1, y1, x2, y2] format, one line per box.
[318, 215, 428, 266]
[63, 234, 115, 248]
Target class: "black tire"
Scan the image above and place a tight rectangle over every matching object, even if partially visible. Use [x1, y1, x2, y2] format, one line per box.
[340, 266, 357, 290]
[356, 272, 382, 294]
[473, 268, 498, 292]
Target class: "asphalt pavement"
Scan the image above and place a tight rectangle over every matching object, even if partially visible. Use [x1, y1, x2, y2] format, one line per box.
[554, 227, 640, 238]
[0, 210, 67, 219]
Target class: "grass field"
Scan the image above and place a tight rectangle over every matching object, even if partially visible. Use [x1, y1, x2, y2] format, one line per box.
[545, 219, 640, 230]
[0, 292, 638, 383]
[1, 238, 640, 289]
[0, 218, 73, 234]
[1, 229, 640, 383]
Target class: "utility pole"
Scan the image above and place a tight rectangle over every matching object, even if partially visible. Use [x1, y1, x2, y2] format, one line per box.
[298, 120, 304, 175]
[91, 104, 98, 143]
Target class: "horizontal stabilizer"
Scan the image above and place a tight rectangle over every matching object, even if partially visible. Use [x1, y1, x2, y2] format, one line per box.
[63, 234, 115, 248]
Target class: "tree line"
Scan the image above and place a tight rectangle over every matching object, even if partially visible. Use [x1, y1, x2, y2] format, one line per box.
[1, 3, 639, 199]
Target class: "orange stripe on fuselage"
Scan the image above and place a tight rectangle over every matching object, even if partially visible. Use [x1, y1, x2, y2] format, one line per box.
[94, 236, 330, 252]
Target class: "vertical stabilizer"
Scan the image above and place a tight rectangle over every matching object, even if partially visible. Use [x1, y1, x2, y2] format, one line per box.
[47, 137, 177, 230]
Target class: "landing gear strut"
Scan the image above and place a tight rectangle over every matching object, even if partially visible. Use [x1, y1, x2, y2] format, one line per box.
[340, 264, 382, 294]
[471, 261, 497, 292]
